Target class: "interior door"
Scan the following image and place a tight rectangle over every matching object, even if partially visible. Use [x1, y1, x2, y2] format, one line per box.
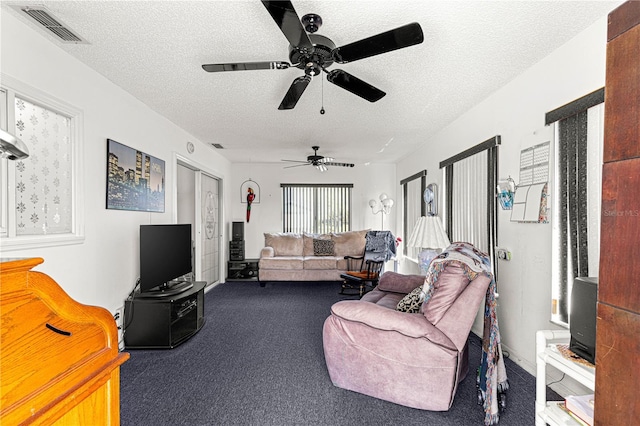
[177, 162, 221, 286]
[199, 172, 220, 285]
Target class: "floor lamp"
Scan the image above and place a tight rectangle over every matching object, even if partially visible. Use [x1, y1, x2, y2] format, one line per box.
[369, 193, 394, 230]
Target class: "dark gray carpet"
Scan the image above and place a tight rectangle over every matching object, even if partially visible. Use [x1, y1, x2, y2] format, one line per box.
[120, 280, 560, 425]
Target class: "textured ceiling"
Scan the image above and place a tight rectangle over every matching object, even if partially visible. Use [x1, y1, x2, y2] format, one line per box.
[4, 1, 622, 166]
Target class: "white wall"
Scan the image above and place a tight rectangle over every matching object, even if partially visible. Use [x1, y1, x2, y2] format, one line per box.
[0, 13, 232, 313]
[230, 162, 397, 259]
[395, 15, 610, 381]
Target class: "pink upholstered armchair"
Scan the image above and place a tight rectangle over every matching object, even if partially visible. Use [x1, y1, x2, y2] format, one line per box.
[322, 268, 491, 411]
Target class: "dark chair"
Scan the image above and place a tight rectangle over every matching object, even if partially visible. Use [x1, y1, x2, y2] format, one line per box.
[340, 255, 385, 297]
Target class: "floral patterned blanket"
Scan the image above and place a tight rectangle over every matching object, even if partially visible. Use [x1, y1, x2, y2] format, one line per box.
[421, 242, 508, 425]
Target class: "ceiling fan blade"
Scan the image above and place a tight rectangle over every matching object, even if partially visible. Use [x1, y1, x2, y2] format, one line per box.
[202, 61, 290, 72]
[261, 1, 314, 53]
[318, 157, 335, 163]
[284, 163, 311, 169]
[326, 70, 386, 102]
[324, 162, 355, 168]
[281, 159, 309, 163]
[332, 22, 424, 64]
[278, 75, 311, 110]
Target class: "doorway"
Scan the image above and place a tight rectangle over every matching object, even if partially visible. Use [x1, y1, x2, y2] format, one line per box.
[177, 160, 221, 287]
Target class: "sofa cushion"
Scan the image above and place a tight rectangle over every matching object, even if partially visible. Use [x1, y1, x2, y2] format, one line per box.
[313, 239, 335, 256]
[259, 256, 303, 270]
[378, 272, 425, 294]
[264, 232, 303, 256]
[332, 230, 368, 257]
[396, 286, 424, 313]
[303, 233, 331, 256]
[421, 264, 470, 325]
[304, 256, 338, 270]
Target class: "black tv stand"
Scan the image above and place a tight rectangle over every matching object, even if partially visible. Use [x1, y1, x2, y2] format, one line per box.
[141, 281, 194, 298]
[124, 281, 205, 349]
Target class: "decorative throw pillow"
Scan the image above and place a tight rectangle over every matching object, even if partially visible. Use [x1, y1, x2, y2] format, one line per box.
[396, 285, 424, 313]
[313, 239, 335, 256]
[303, 233, 329, 256]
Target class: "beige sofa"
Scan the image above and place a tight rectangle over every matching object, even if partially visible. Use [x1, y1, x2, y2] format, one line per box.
[258, 230, 368, 284]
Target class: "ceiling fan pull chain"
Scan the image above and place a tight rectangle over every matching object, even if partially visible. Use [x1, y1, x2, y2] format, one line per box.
[320, 76, 325, 115]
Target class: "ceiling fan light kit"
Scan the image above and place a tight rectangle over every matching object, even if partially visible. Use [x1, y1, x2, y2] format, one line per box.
[202, 0, 424, 110]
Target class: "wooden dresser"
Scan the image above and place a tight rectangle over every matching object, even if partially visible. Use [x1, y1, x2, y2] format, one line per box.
[1, 258, 129, 425]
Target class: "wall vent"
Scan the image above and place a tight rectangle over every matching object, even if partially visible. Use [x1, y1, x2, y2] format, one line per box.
[211, 143, 224, 149]
[12, 5, 88, 44]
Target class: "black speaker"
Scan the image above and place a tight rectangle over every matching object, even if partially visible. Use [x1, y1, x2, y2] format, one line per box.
[232, 221, 244, 241]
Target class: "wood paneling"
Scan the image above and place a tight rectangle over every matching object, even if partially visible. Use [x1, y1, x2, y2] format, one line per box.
[594, 303, 640, 425]
[596, 2, 640, 424]
[607, 0, 640, 41]
[603, 22, 640, 163]
[599, 158, 640, 312]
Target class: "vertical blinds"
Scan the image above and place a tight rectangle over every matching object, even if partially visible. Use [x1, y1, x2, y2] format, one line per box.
[281, 184, 352, 233]
[546, 88, 603, 325]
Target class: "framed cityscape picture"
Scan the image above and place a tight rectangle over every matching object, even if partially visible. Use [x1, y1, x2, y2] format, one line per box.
[106, 139, 165, 212]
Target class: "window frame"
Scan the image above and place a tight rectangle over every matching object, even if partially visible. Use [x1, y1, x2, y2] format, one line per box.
[440, 136, 500, 280]
[400, 170, 427, 259]
[0, 74, 84, 251]
[1, 88, 8, 237]
[280, 183, 353, 234]
[546, 88, 604, 326]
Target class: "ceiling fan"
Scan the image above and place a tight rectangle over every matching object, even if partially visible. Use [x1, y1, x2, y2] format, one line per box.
[282, 146, 354, 172]
[202, 1, 424, 110]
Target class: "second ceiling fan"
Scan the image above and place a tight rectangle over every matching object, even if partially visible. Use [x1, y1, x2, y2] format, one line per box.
[202, 1, 424, 110]
[282, 146, 354, 172]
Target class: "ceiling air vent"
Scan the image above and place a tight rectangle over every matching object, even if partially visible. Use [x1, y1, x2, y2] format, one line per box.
[14, 5, 88, 44]
[211, 143, 224, 149]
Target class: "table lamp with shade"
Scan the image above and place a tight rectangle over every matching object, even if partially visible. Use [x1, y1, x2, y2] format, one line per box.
[407, 183, 450, 273]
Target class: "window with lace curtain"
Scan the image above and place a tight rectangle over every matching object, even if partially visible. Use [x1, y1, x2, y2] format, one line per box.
[1, 79, 83, 249]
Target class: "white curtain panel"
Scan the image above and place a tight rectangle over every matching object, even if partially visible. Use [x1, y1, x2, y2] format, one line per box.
[452, 153, 488, 253]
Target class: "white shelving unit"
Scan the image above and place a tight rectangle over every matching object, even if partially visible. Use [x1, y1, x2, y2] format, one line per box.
[535, 330, 595, 426]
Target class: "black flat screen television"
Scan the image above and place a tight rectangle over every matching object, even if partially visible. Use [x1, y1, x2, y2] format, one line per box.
[569, 276, 598, 364]
[139, 224, 193, 296]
